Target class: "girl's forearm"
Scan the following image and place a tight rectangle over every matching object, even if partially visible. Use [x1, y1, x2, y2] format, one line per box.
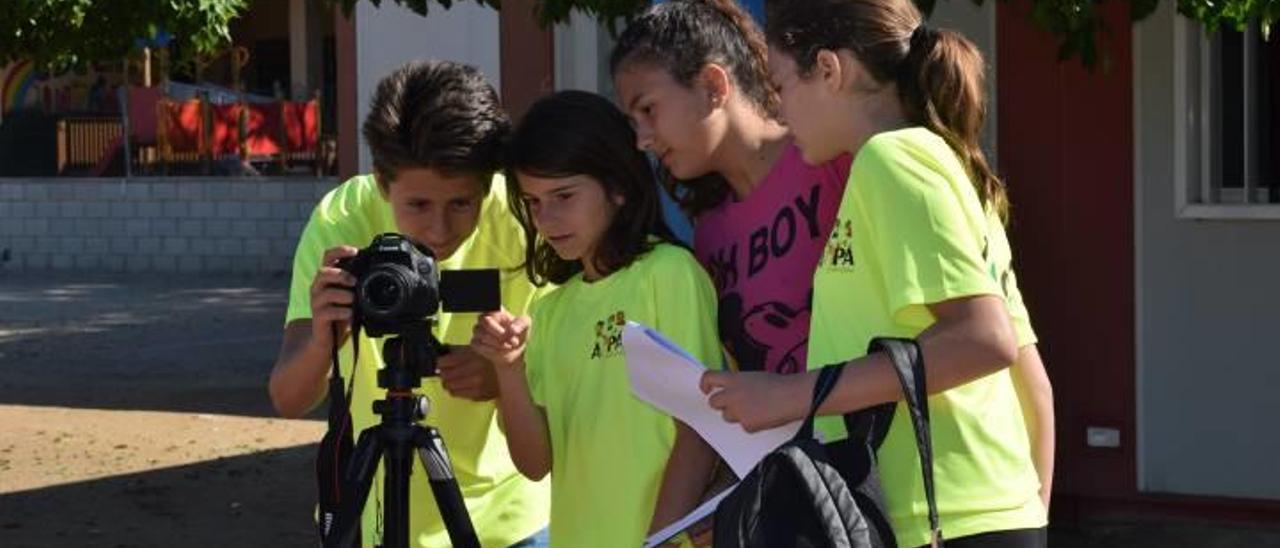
[494, 364, 553, 480]
[814, 296, 1020, 417]
[648, 422, 717, 533]
[1011, 344, 1055, 511]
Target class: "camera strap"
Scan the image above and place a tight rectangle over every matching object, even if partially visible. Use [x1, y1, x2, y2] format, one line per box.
[316, 323, 359, 542]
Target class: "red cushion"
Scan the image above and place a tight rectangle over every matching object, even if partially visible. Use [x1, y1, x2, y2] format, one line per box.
[284, 100, 319, 152]
[160, 99, 203, 152]
[210, 103, 241, 156]
[242, 102, 283, 156]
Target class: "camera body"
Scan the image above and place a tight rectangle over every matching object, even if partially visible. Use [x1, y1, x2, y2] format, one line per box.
[337, 233, 441, 338]
[337, 233, 502, 339]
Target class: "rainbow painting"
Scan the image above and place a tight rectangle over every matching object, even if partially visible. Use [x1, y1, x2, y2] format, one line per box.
[2, 60, 39, 113]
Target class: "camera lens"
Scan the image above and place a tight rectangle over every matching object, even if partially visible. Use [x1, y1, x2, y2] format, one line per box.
[360, 265, 417, 317]
[366, 277, 401, 309]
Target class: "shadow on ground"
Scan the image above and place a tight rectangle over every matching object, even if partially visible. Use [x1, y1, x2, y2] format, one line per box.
[0, 271, 292, 417]
[0, 445, 316, 548]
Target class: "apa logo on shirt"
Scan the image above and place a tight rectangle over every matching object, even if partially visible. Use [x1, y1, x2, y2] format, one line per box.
[824, 217, 856, 270]
[590, 311, 627, 360]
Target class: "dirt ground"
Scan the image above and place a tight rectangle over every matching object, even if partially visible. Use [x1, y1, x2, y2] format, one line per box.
[2, 270, 1278, 547]
[0, 271, 323, 547]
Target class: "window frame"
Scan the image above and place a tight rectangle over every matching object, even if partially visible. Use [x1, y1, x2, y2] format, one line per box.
[1173, 17, 1280, 220]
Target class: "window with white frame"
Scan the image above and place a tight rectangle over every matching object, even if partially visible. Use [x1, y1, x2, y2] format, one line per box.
[1177, 20, 1280, 218]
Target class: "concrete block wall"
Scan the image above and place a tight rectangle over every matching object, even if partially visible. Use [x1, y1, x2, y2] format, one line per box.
[0, 178, 338, 274]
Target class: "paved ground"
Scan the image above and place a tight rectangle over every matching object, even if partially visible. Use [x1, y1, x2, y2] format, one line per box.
[1, 270, 1278, 547]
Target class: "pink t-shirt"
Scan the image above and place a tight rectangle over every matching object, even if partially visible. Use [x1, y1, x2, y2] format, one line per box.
[694, 143, 850, 374]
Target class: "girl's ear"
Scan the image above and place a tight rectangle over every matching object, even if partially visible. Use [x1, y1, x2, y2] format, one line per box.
[821, 48, 873, 94]
[696, 63, 732, 109]
[611, 191, 627, 207]
[815, 49, 846, 94]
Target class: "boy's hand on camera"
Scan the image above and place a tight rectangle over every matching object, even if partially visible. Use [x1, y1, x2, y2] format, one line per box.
[437, 345, 500, 401]
[309, 246, 359, 347]
[471, 309, 530, 371]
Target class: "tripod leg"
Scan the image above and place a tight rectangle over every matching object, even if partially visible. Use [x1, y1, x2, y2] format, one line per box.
[383, 421, 414, 548]
[413, 426, 481, 548]
[325, 427, 383, 548]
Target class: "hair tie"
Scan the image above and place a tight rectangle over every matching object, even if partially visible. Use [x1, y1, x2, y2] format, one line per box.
[909, 23, 939, 54]
[897, 23, 938, 88]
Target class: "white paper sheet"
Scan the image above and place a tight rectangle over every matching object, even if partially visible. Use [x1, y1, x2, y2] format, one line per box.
[642, 484, 736, 547]
[622, 321, 801, 478]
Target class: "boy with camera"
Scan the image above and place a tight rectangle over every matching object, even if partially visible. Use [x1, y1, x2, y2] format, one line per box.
[268, 60, 549, 548]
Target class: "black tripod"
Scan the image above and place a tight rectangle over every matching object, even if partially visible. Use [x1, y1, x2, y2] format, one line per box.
[324, 321, 481, 548]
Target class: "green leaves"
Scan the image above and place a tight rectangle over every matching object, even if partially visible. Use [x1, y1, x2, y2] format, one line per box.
[1178, 0, 1279, 38]
[990, 0, 1279, 68]
[0, 0, 248, 71]
[2, 0, 1276, 74]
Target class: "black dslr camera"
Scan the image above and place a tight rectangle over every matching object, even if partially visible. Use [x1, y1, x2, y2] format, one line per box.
[323, 233, 496, 548]
[337, 233, 500, 338]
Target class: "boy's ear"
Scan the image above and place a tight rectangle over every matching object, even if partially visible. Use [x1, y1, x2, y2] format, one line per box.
[696, 63, 732, 109]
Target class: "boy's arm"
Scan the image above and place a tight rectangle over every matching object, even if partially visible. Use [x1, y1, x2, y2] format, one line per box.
[648, 421, 718, 533]
[269, 246, 358, 418]
[268, 321, 331, 418]
[1011, 343, 1055, 511]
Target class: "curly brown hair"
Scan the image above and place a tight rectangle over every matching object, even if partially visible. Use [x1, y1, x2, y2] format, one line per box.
[610, 0, 778, 219]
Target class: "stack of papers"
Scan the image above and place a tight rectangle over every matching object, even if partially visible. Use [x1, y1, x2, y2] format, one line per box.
[622, 320, 802, 477]
[622, 321, 805, 546]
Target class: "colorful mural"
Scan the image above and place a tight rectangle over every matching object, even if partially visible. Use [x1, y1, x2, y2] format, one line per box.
[1, 60, 124, 118]
[2, 59, 40, 113]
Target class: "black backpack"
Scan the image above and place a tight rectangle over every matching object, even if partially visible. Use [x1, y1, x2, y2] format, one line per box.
[713, 338, 942, 548]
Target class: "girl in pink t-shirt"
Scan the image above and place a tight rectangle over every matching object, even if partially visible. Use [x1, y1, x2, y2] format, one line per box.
[611, 0, 850, 375]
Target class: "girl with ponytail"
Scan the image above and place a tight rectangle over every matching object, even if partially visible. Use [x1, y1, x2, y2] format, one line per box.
[611, 0, 852, 379]
[700, 1, 1054, 546]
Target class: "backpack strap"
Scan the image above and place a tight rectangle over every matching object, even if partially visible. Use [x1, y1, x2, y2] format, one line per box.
[869, 337, 943, 547]
[796, 363, 846, 442]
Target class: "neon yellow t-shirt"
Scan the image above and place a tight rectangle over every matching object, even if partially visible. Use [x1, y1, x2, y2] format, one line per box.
[285, 174, 550, 547]
[808, 128, 1045, 547]
[523, 242, 722, 547]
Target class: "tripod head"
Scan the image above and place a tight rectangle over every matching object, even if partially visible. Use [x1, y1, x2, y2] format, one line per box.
[376, 319, 447, 392]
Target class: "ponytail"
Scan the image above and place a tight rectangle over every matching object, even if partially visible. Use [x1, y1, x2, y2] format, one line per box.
[699, 0, 779, 115]
[767, 0, 1009, 222]
[898, 25, 1008, 221]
